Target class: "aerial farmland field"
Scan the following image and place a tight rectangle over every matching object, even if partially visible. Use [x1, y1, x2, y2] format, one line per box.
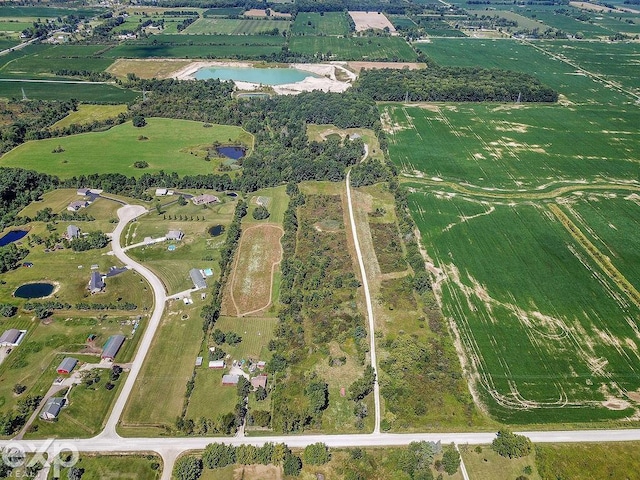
[183, 17, 289, 35]
[291, 12, 351, 36]
[289, 36, 417, 61]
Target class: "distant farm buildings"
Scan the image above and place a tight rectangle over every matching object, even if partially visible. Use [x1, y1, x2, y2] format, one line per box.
[192, 194, 219, 206]
[101, 334, 125, 361]
[0, 328, 26, 347]
[77, 188, 90, 196]
[56, 357, 78, 375]
[189, 268, 207, 290]
[40, 397, 65, 420]
[88, 271, 105, 294]
[166, 230, 184, 241]
[209, 360, 225, 369]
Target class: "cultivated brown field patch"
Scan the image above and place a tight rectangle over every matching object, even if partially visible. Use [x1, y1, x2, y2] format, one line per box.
[224, 224, 283, 316]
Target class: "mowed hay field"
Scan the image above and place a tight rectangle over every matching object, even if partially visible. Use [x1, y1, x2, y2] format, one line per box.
[0, 118, 253, 178]
[291, 12, 352, 35]
[222, 224, 283, 316]
[381, 103, 639, 191]
[50, 104, 128, 130]
[289, 36, 417, 61]
[184, 17, 289, 34]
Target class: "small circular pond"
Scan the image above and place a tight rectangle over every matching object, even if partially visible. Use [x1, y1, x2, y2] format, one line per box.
[216, 146, 245, 160]
[14, 282, 55, 299]
[0, 229, 28, 247]
[209, 225, 225, 237]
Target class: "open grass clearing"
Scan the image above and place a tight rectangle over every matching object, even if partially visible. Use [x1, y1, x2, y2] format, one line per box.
[0, 118, 253, 178]
[306, 124, 384, 161]
[244, 185, 289, 227]
[106, 58, 193, 80]
[289, 35, 416, 61]
[51, 454, 161, 480]
[50, 104, 128, 130]
[291, 12, 351, 36]
[461, 445, 540, 480]
[210, 317, 277, 362]
[120, 301, 205, 434]
[223, 224, 283, 316]
[186, 368, 238, 421]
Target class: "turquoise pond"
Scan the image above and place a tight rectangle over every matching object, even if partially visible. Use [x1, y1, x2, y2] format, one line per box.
[193, 66, 318, 85]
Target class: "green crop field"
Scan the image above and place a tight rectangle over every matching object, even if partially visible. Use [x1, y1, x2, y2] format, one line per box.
[0, 80, 138, 103]
[0, 118, 253, 178]
[388, 14, 418, 30]
[413, 38, 634, 105]
[381, 103, 639, 191]
[0, 6, 104, 18]
[290, 36, 417, 61]
[203, 7, 245, 16]
[291, 12, 351, 35]
[184, 18, 289, 35]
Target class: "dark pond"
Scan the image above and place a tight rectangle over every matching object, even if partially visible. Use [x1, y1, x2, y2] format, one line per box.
[227, 192, 238, 197]
[14, 282, 54, 299]
[216, 146, 245, 160]
[0, 230, 28, 247]
[209, 225, 225, 237]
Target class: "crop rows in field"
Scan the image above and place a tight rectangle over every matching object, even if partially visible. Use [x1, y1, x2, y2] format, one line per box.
[405, 189, 640, 423]
[291, 12, 351, 35]
[289, 36, 417, 61]
[184, 17, 289, 35]
[381, 103, 639, 191]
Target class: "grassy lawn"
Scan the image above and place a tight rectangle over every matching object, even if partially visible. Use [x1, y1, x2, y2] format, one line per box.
[210, 317, 277, 361]
[120, 301, 205, 434]
[186, 368, 238, 421]
[0, 118, 254, 178]
[245, 185, 289, 227]
[461, 445, 540, 480]
[51, 454, 161, 480]
[26, 371, 128, 439]
[50, 104, 129, 130]
[306, 124, 384, 161]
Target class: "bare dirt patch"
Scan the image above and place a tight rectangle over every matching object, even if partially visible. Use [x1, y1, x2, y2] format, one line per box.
[223, 224, 283, 316]
[347, 61, 424, 73]
[348, 11, 396, 32]
[234, 464, 282, 479]
[243, 9, 291, 18]
[106, 58, 193, 80]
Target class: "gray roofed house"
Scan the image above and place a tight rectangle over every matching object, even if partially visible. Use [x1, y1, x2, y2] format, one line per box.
[101, 334, 125, 361]
[189, 268, 207, 290]
[89, 271, 105, 294]
[40, 397, 65, 420]
[0, 329, 23, 346]
[222, 374, 240, 386]
[66, 225, 80, 239]
[166, 230, 184, 241]
[251, 374, 268, 390]
[67, 200, 88, 212]
[57, 357, 77, 375]
[192, 194, 219, 206]
[77, 188, 90, 196]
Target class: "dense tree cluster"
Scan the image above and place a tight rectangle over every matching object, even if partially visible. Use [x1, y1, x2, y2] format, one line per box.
[349, 159, 391, 187]
[356, 67, 559, 103]
[0, 168, 59, 229]
[0, 244, 29, 274]
[69, 231, 109, 251]
[491, 429, 533, 458]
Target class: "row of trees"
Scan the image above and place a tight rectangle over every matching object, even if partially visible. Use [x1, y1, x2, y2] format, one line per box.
[356, 67, 559, 103]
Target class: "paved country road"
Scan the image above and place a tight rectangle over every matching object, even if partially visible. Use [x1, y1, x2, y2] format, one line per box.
[4, 202, 640, 480]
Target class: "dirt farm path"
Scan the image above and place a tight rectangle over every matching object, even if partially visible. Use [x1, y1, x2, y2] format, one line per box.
[227, 224, 284, 317]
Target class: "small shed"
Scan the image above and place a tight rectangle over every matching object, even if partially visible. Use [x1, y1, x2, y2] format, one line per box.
[77, 188, 90, 196]
[89, 271, 105, 294]
[155, 188, 168, 196]
[0, 329, 24, 347]
[257, 361, 266, 370]
[256, 196, 270, 207]
[40, 397, 65, 420]
[66, 225, 80, 239]
[189, 268, 207, 290]
[56, 357, 78, 375]
[166, 230, 184, 241]
[251, 374, 268, 390]
[222, 374, 239, 386]
[101, 334, 125, 361]
[209, 359, 225, 369]
[195, 357, 203, 367]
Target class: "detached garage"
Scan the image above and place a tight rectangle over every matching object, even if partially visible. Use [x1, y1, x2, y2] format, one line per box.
[101, 335, 125, 361]
[56, 357, 78, 375]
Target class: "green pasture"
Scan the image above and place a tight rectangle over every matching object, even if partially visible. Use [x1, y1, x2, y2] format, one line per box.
[413, 38, 633, 104]
[121, 301, 205, 434]
[107, 34, 285, 59]
[0, 118, 253, 178]
[211, 317, 277, 361]
[0, 80, 138, 103]
[507, 5, 615, 37]
[50, 104, 128, 130]
[291, 12, 351, 35]
[184, 18, 289, 35]
[0, 20, 30, 33]
[289, 36, 417, 61]
[52, 454, 161, 480]
[406, 191, 640, 423]
[203, 7, 245, 16]
[125, 198, 233, 294]
[185, 367, 238, 421]
[382, 103, 639, 191]
[244, 185, 289, 226]
[461, 446, 540, 480]
[0, 7, 103, 18]
[388, 14, 417, 30]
